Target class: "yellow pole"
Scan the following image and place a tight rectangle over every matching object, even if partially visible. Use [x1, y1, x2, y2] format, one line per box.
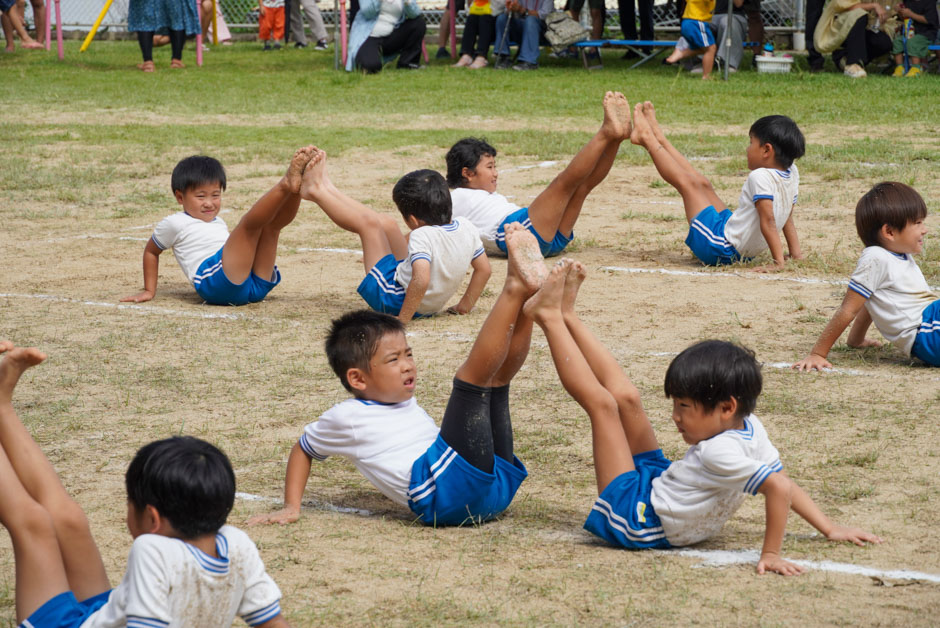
[212, 0, 218, 45]
[79, 0, 114, 52]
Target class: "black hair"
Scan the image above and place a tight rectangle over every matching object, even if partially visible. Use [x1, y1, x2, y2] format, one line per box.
[392, 169, 452, 226]
[125, 436, 235, 539]
[748, 116, 805, 170]
[855, 181, 928, 248]
[664, 340, 762, 420]
[445, 137, 497, 188]
[171, 155, 227, 194]
[326, 310, 406, 393]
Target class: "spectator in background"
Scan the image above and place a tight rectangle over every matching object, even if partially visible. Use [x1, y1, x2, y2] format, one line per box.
[128, 0, 201, 71]
[711, 0, 746, 71]
[1, 0, 44, 50]
[618, 0, 654, 57]
[435, 0, 464, 58]
[290, 0, 329, 49]
[493, 0, 552, 70]
[889, 0, 938, 76]
[454, 0, 504, 67]
[814, 0, 896, 78]
[259, 0, 286, 49]
[346, 0, 426, 72]
[568, 0, 605, 40]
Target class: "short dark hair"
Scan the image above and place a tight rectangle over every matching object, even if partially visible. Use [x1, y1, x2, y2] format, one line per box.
[171, 155, 227, 194]
[326, 310, 406, 393]
[445, 137, 497, 188]
[749, 116, 805, 170]
[855, 181, 928, 248]
[126, 436, 235, 539]
[664, 340, 762, 419]
[392, 169, 452, 225]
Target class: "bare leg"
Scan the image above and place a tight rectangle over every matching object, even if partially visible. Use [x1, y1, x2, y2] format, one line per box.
[561, 262, 659, 456]
[527, 91, 630, 241]
[2, 14, 14, 51]
[2, 8, 41, 47]
[300, 149, 407, 271]
[665, 45, 706, 64]
[631, 102, 723, 223]
[454, 224, 548, 387]
[700, 45, 717, 79]
[0, 343, 110, 607]
[524, 262, 634, 492]
[222, 146, 313, 284]
[29, 0, 45, 44]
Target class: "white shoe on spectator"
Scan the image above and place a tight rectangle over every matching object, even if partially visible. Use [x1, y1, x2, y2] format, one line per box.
[844, 63, 867, 78]
[690, 64, 703, 74]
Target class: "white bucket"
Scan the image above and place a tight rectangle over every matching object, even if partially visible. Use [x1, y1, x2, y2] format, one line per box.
[755, 55, 794, 74]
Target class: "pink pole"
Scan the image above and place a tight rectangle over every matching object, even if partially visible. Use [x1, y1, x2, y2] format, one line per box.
[339, 0, 347, 66]
[45, 0, 51, 50]
[195, 0, 203, 66]
[54, 0, 62, 59]
[448, 0, 455, 57]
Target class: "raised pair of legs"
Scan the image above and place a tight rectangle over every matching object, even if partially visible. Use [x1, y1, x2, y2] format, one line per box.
[0, 343, 111, 623]
[525, 91, 632, 245]
[299, 148, 408, 273]
[525, 260, 659, 493]
[630, 101, 725, 225]
[440, 224, 549, 470]
[220, 145, 314, 285]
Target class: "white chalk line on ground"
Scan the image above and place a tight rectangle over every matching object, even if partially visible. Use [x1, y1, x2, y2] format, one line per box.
[500, 160, 559, 173]
[673, 548, 940, 584]
[235, 491, 373, 516]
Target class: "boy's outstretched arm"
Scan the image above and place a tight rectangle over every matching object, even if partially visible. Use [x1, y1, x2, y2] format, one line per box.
[449, 253, 491, 315]
[792, 290, 868, 370]
[785, 472, 883, 546]
[397, 259, 431, 324]
[121, 239, 162, 303]
[756, 472, 805, 575]
[247, 443, 311, 525]
[782, 213, 803, 261]
[752, 199, 787, 272]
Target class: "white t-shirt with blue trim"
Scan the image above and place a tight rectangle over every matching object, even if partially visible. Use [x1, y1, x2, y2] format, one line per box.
[83, 525, 281, 627]
[849, 246, 937, 356]
[151, 212, 230, 283]
[450, 187, 520, 255]
[299, 397, 440, 507]
[723, 165, 799, 258]
[650, 414, 782, 547]
[394, 217, 485, 316]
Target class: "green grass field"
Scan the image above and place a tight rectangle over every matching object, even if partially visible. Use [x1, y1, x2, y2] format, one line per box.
[1, 40, 939, 626]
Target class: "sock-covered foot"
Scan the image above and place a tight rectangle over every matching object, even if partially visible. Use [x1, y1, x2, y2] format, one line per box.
[286, 145, 316, 194]
[0, 342, 46, 404]
[523, 259, 569, 321]
[561, 259, 587, 315]
[505, 223, 549, 293]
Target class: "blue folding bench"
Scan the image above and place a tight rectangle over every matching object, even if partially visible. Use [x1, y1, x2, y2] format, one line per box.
[572, 39, 679, 69]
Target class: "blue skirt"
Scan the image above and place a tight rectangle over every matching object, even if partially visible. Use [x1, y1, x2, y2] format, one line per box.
[128, 0, 200, 35]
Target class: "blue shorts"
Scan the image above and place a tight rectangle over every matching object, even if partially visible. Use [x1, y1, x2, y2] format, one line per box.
[357, 254, 407, 315]
[911, 299, 940, 367]
[685, 206, 745, 266]
[22, 590, 111, 628]
[0, 0, 16, 12]
[680, 18, 716, 50]
[407, 434, 528, 526]
[583, 449, 673, 549]
[494, 207, 573, 258]
[193, 247, 281, 306]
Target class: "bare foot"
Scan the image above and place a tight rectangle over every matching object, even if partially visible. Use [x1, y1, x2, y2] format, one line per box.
[611, 92, 631, 140]
[469, 56, 488, 69]
[4, 44, 15, 53]
[642, 101, 667, 144]
[562, 259, 587, 314]
[299, 148, 329, 201]
[522, 259, 569, 321]
[286, 145, 316, 194]
[0, 342, 47, 403]
[629, 102, 656, 147]
[22, 40, 43, 50]
[505, 223, 549, 293]
[170, 58, 185, 69]
[137, 61, 155, 72]
[454, 53, 472, 67]
[600, 91, 625, 140]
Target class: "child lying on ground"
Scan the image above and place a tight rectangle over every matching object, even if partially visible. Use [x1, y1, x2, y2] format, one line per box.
[122, 147, 313, 306]
[793, 182, 938, 369]
[248, 225, 547, 527]
[632, 101, 805, 270]
[445, 91, 632, 258]
[0, 342, 288, 627]
[524, 261, 882, 574]
[300, 148, 491, 323]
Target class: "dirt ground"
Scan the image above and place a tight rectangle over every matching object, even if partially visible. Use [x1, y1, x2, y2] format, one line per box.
[1, 113, 939, 625]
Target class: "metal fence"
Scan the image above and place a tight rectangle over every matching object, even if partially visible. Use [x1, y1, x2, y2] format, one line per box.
[20, 0, 799, 31]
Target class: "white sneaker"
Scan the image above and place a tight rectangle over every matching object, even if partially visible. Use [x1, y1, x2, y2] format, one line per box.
[844, 63, 867, 78]
[690, 64, 703, 74]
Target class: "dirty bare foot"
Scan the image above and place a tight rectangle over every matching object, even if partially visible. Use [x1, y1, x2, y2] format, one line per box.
[299, 148, 329, 201]
[600, 91, 626, 140]
[523, 259, 569, 322]
[630, 102, 656, 147]
[642, 101, 668, 145]
[505, 223, 549, 293]
[562, 259, 587, 315]
[286, 145, 316, 194]
[0, 342, 47, 404]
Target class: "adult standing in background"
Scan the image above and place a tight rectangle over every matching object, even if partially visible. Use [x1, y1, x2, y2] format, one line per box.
[618, 0, 654, 56]
[128, 0, 200, 71]
[290, 0, 329, 49]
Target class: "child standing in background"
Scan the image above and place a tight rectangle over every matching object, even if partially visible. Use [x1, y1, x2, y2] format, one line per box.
[259, 0, 285, 49]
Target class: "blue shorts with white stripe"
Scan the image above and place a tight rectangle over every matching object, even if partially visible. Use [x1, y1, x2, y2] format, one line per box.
[193, 246, 281, 306]
[407, 434, 527, 526]
[583, 449, 673, 549]
[912, 298, 940, 367]
[21, 590, 112, 628]
[685, 206, 745, 266]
